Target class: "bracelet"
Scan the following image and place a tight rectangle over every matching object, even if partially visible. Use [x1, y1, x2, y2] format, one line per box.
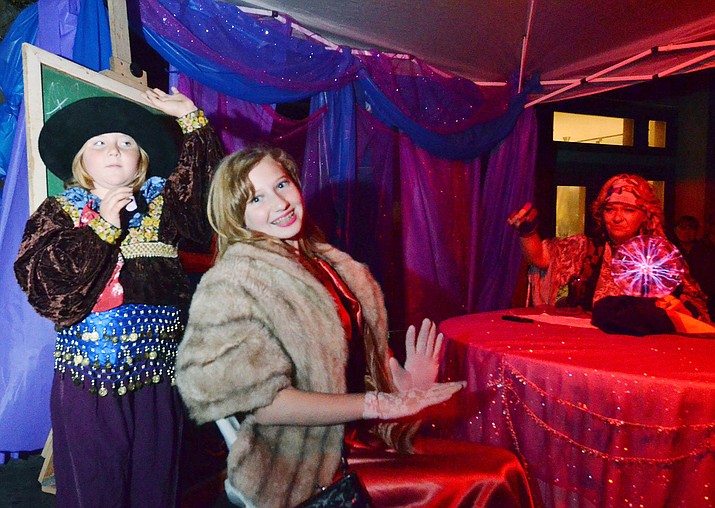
[176, 109, 208, 134]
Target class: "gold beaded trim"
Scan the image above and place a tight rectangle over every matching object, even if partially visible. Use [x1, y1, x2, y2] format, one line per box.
[121, 241, 178, 259]
[88, 217, 123, 244]
[490, 359, 715, 469]
[55, 196, 80, 224]
[176, 109, 208, 134]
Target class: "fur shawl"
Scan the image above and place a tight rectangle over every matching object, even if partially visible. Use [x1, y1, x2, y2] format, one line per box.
[176, 241, 397, 507]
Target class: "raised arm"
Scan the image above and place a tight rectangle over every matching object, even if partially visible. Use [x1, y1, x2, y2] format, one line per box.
[143, 87, 224, 243]
[508, 202, 550, 269]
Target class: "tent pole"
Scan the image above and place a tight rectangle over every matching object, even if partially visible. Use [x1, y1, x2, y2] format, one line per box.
[660, 41, 715, 51]
[525, 48, 653, 107]
[518, 0, 537, 93]
[526, 40, 715, 106]
[657, 50, 715, 78]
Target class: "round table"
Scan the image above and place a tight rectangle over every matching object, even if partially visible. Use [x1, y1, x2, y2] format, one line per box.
[436, 307, 715, 507]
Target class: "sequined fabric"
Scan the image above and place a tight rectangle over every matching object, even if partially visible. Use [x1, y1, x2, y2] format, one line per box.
[54, 304, 181, 397]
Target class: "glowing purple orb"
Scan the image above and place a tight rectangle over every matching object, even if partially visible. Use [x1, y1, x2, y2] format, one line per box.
[611, 235, 684, 298]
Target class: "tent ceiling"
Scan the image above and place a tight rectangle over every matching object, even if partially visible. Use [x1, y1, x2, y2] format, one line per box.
[228, 0, 715, 104]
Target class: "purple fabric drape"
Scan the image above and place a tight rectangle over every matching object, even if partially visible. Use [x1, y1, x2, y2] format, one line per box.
[471, 108, 538, 312]
[302, 87, 357, 252]
[140, 0, 361, 95]
[399, 138, 482, 328]
[0, 104, 55, 462]
[136, 0, 531, 160]
[356, 54, 511, 133]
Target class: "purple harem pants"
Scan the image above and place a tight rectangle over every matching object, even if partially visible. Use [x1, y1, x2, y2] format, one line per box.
[50, 374, 184, 508]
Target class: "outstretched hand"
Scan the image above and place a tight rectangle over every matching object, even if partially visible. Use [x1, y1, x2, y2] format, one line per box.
[142, 87, 197, 118]
[362, 382, 465, 420]
[389, 318, 443, 392]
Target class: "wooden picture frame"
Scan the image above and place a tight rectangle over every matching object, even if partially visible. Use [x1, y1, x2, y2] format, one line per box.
[22, 43, 155, 212]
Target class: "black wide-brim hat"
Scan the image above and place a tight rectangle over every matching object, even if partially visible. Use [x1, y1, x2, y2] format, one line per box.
[39, 96, 182, 181]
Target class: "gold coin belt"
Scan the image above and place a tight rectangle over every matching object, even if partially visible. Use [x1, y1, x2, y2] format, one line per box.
[54, 304, 182, 397]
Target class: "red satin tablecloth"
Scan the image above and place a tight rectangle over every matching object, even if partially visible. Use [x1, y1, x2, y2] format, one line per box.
[349, 438, 533, 508]
[436, 308, 715, 508]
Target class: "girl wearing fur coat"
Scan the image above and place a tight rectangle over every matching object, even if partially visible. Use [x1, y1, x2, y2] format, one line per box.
[176, 146, 530, 508]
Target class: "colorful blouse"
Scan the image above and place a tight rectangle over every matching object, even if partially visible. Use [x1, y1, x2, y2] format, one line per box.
[529, 233, 710, 320]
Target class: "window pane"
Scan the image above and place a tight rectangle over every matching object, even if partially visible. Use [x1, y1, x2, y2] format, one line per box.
[648, 120, 667, 148]
[556, 186, 586, 238]
[553, 112, 634, 146]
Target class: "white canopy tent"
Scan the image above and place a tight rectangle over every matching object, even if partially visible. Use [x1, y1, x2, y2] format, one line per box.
[229, 0, 715, 105]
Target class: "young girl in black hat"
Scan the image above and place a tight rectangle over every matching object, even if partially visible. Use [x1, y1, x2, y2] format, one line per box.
[14, 87, 223, 507]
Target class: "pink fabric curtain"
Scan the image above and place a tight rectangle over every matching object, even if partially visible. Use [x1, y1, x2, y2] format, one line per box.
[471, 108, 538, 312]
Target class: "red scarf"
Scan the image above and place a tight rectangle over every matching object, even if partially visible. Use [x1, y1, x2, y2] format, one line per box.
[79, 202, 125, 312]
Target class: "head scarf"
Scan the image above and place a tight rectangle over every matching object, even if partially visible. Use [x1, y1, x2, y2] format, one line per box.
[591, 173, 665, 241]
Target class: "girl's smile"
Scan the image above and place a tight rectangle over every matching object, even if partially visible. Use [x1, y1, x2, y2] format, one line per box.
[243, 156, 304, 245]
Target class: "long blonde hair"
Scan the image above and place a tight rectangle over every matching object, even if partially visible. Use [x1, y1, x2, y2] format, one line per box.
[207, 145, 324, 259]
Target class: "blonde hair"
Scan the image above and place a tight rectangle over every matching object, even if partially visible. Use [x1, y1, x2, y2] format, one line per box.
[591, 173, 665, 240]
[71, 143, 149, 193]
[207, 145, 324, 259]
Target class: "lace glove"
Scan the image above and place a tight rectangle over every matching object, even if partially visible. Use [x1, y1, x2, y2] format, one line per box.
[389, 319, 443, 391]
[362, 382, 465, 420]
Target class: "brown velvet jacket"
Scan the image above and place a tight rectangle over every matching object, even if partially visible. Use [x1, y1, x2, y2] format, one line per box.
[14, 125, 223, 327]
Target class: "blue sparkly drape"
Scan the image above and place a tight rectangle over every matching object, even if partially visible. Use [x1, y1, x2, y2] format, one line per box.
[137, 0, 531, 161]
[0, 0, 112, 461]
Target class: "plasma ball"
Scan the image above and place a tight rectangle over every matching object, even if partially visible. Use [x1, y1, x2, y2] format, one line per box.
[611, 235, 684, 298]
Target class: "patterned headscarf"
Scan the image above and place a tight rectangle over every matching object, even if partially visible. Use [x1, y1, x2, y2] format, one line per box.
[591, 173, 665, 241]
